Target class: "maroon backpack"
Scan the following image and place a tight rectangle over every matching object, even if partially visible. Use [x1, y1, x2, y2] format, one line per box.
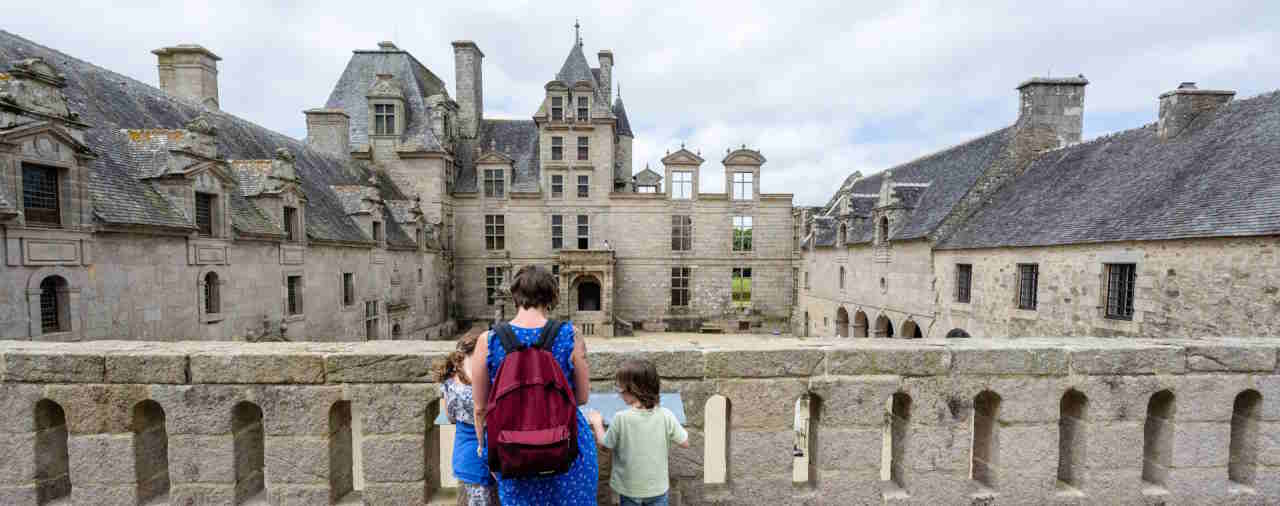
[485, 320, 579, 478]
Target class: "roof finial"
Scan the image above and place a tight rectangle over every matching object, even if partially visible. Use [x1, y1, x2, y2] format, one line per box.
[574, 19, 581, 47]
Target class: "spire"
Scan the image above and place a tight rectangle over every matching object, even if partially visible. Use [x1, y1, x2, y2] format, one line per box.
[612, 91, 633, 137]
[574, 19, 581, 47]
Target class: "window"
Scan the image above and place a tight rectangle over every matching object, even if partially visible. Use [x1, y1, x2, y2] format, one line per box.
[671, 171, 693, 199]
[552, 264, 561, 281]
[577, 96, 588, 121]
[577, 215, 589, 250]
[364, 301, 379, 340]
[38, 276, 67, 333]
[1018, 264, 1039, 310]
[879, 217, 890, 243]
[839, 266, 846, 290]
[372, 221, 382, 244]
[195, 193, 215, 237]
[342, 273, 354, 307]
[671, 215, 692, 251]
[551, 137, 563, 161]
[203, 272, 220, 314]
[22, 164, 60, 226]
[374, 104, 396, 135]
[671, 267, 690, 307]
[577, 136, 589, 161]
[732, 172, 754, 200]
[286, 275, 303, 315]
[485, 266, 504, 305]
[551, 96, 563, 121]
[956, 264, 972, 303]
[551, 215, 563, 249]
[418, 268, 423, 283]
[484, 215, 505, 250]
[805, 271, 811, 290]
[732, 267, 752, 307]
[1105, 263, 1136, 320]
[638, 185, 656, 193]
[732, 216, 753, 252]
[483, 169, 505, 198]
[551, 174, 564, 198]
[577, 175, 589, 198]
[283, 206, 297, 242]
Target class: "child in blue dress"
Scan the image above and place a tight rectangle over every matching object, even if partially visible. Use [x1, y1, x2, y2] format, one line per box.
[436, 331, 499, 506]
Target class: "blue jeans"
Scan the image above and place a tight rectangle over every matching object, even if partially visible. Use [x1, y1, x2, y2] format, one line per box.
[620, 492, 668, 506]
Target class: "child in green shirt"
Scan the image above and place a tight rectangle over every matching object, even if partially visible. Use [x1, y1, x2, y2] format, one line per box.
[587, 359, 689, 506]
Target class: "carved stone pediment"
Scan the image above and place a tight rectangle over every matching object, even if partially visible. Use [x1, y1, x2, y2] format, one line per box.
[661, 147, 704, 166]
[0, 58, 78, 121]
[367, 74, 404, 99]
[475, 150, 514, 165]
[722, 147, 766, 165]
[0, 121, 94, 161]
[174, 113, 219, 158]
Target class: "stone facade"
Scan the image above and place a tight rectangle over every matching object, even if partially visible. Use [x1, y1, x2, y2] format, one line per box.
[2, 337, 1278, 505]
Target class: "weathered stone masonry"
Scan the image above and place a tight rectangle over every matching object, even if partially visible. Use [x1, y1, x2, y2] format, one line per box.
[1, 338, 1278, 505]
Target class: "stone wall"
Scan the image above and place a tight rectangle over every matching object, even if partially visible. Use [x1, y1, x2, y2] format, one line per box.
[797, 239, 935, 337]
[2, 337, 1277, 505]
[935, 236, 1280, 337]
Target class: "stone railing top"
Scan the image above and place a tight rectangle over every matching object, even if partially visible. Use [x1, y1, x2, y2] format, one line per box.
[1, 337, 1276, 385]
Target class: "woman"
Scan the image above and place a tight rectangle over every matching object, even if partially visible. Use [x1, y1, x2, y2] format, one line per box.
[472, 265, 598, 505]
[435, 331, 499, 506]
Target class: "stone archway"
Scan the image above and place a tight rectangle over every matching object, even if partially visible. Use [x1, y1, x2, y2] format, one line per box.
[853, 310, 868, 337]
[901, 320, 923, 338]
[874, 314, 894, 338]
[836, 307, 850, 338]
[575, 277, 601, 311]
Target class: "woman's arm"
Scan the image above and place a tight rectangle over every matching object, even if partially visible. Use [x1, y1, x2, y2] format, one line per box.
[571, 329, 590, 406]
[470, 332, 490, 435]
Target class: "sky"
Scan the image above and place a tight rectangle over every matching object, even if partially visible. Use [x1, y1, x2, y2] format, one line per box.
[3, 1, 1277, 206]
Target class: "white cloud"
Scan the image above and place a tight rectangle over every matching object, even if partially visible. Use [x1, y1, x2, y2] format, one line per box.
[2, 0, 1276, 205]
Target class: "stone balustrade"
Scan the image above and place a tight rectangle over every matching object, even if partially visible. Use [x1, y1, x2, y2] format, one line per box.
[1, 337, 1278, 505]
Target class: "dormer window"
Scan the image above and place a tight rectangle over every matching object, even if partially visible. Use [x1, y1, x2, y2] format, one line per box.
[372, 221, 383, 244]
[551, 97, 563, 121]
[483, 169, 505, 198]
[22, 164, 61, 227]
[577, 96, 589, 121]
[374, 104, 396, 135]
[195, 193, 215, 237]
[672, 171, 693, 200]
[732, 172, 754, 200]
[283, 206, 298, 242]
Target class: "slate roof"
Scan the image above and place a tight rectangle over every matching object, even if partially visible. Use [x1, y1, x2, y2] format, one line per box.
[634, 166, 662, 185]
[454, 119, 541, 193]
[0, 30, 375, 243]
[940, 91, 1280, 249]
[557, 42, 597, 87]
[324, 45, 446, 152]
[612, 96, 633, 137]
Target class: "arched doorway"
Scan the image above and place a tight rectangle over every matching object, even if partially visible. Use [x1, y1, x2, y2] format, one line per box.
[901, 320, 922, 338]
[853, 310, 868, 337]
[836, 308, 849, 338]
[874, 314, 894, 338]
[576, 278, 601, 311]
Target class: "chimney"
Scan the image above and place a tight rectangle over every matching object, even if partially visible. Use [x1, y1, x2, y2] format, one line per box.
[1014, 75, 1088, 153]
[451, 40, 484, 139]
[303, 108, 351, 158]
[597, 50, 614, 104]
[152, 44, 222, 109]
[1157, 82, 1234, 141]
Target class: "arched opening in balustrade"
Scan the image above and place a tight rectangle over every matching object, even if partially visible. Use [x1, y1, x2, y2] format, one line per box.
[874, 314, 894, 338]
[946, 328, 970, 338]
[704, 394, 731, 487]
[425, 397, 443, 499]
[881, 392, 911, 492]
[34, 399, 70, 504]
[853, 310, 868, 337]
[791, 393, 824, 487]
[1228, 389, 1262, 486]
[1057, 389, 1088, 491]
[232, 402, 265, 504]
[970, 391, 1001, 489]
[131, 400, 170, 503]
[900, 320, 922, 338]
[329, 400, 356, 503]
[835, 308, 849, 338]
[1142, 390, 1175, 487]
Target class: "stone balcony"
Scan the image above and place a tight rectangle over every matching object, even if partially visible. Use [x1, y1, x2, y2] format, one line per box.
[1, 335, 1278, 505]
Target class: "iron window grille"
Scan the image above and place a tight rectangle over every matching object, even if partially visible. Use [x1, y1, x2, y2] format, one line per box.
[1018, 264, 1039, 310]
[283, 206, 297, 242]
[287, 275, 303, 315]
[485, 215, 505, 250]
[39, 276, 65, 333]
[956, 264, 972, 303]
[342, 273, 354, 307]
[204, 272, 220, 314]
[671, 267, 690, 307]
[671, 215, 692, 251]
[485, 266, 504, 305]
[551, 215, 563, 249]
[577, 175, 589, 198]
[483, 169, 505, 198]
[732, 172, 754, 200]
[551, 97, 563, 121]
[22, 164, 60, 227]
[551, 137, 563, 160]
[732, 216, 753, 251]
[195, 193, 215, 237]
[577, 136, 589, 161]
[577, 215, 589, 250]
[671, 171, 693, 199]
[1105, 263, 1136, 320]
[374, 104, 396, 135]
[551, 174, 564, 198]
[365, 301, 379, 340]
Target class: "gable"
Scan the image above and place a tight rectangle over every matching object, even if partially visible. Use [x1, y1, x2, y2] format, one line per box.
[1, 122, 92, 164]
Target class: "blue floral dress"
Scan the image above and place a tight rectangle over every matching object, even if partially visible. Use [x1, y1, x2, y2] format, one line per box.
[485, 322, 599, 505]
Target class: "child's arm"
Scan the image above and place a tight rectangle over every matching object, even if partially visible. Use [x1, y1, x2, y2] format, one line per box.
[668, 408, 691, 448]
[586, 410, 608, 445]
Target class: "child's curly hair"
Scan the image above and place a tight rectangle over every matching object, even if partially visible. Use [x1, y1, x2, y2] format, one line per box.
[433, 330, 482, 384]
[616, 359, 660, 409]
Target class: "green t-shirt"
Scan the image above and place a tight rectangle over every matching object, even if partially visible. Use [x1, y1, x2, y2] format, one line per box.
[602, 406, 689, 498]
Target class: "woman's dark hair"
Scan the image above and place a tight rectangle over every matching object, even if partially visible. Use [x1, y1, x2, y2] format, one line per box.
[433, 330, 481, 384]
[616, 359, 660, 409]
[510, 265, 559, 310]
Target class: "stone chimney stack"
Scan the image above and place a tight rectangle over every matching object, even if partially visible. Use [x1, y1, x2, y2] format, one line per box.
[597, 50, 614, 104]
[452, 40, 484, 138]
[1157, 82, 1234, 141]
[303, 108, 351, 158]
[1014, 76, 1088, 153]
[152, 44, 222, 109]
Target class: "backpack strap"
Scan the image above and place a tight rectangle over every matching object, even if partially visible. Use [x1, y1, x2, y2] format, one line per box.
[493, 322, 523, 353]
[535, 319, 562, 351]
